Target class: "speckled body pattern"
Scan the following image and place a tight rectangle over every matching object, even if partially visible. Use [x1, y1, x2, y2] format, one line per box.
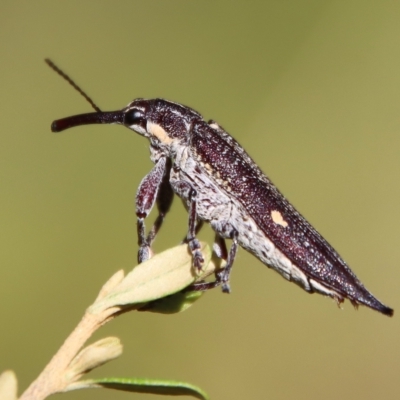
[51, 97, 393, 316]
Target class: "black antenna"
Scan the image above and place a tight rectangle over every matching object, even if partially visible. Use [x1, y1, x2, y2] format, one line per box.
[45, 59, 102, 113]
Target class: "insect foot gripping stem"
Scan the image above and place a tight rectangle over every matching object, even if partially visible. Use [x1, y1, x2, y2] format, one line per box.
[47, 59, 393, 317]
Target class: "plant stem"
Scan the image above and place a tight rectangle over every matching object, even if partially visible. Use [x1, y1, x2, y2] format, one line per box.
[19, 307, 115, 400]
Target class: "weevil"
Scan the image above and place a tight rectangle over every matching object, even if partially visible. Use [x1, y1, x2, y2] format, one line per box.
[46, 59, 393, 316]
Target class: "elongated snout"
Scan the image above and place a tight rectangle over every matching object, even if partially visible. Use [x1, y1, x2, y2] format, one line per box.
[51, 110, 125, 132]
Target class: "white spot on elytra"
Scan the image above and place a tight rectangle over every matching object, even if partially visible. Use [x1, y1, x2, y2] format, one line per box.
[271, 210, 288, 228]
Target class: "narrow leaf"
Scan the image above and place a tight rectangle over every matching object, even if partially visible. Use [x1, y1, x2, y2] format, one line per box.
[65, 377, 209, 400]
[66, 337, 123, 382]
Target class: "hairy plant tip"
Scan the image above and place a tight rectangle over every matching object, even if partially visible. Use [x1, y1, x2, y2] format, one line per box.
[65, 337, 123, 383]
[94, 269, 125, 302]
[0, 370, 18, 400]
[89, 243, 213, 315]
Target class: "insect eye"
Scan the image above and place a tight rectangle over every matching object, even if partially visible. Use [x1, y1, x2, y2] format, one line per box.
[124, 108, 146, 129]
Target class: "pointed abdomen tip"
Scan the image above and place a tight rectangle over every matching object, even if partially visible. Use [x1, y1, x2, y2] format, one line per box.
[381, 306, 394, 317]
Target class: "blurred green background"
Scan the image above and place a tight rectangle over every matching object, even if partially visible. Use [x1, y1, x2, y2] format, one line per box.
[1, 1, 399, 399]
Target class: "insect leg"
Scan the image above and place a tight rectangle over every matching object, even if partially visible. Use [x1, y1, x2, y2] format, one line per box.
[191, 231, 238, 292]
[145, 159, 173, 250]
[187, 231, 239, 293]
[220, 229, 239, 293]
[188, 234, 227, 291]
[213, 234, 228, 261]
[180, 220, 204, 243]
[136, 157, 169, 263]
[172, 181, 204, 270]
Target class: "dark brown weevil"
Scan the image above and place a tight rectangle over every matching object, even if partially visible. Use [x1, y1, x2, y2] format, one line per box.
[46, 59, 393, 316]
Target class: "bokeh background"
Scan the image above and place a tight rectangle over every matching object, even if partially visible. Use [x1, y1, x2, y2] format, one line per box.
[1, 1, 399, 399]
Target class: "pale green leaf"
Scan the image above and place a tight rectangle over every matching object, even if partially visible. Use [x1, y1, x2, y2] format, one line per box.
[66, 337, 123, 382]
[90, 243, 213, 314]
[138, 290, 204, 314]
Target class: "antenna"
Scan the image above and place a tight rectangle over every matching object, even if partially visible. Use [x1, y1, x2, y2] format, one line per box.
[45, 59, 102, 113]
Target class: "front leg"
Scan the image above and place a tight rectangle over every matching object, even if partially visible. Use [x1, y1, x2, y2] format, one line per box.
[172, 180, 204, 271]
[136, 157, 171, 263]
[145, 159, 174, 251]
